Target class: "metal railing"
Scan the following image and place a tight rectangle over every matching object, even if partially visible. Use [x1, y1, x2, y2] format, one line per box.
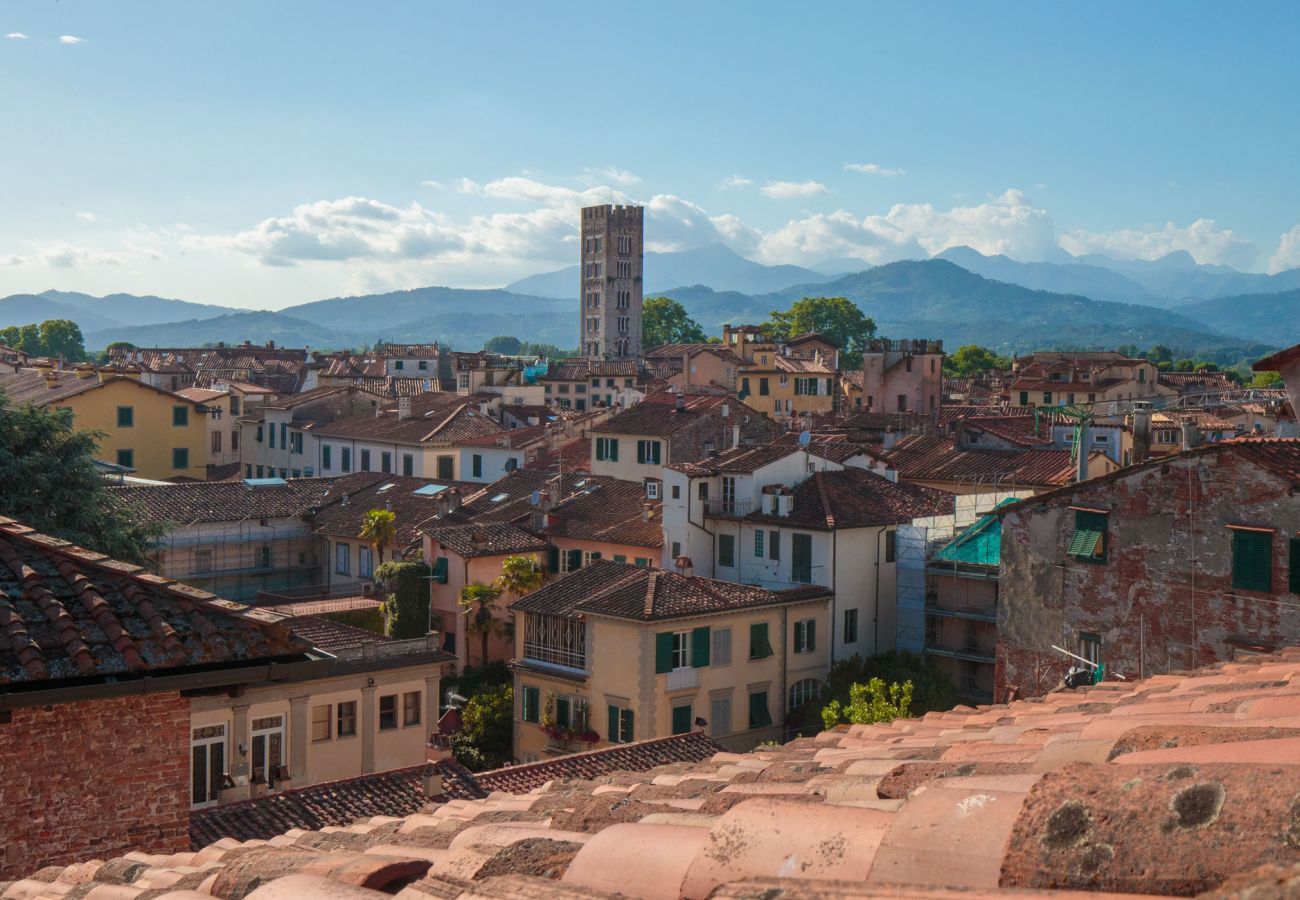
[522, 642, 586, 671]
[706, 497, 754, 517]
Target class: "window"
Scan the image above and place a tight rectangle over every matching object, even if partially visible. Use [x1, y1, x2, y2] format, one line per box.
[885, 529, 897, 563]
[194, 549, 213, 573]
[791, 533, 812, 583]
[749, 621, 773, 660]
[748, 691, 773, 729]
[117, 406, 134, 428]
[173, 406, 189, 427]
[769, 530, 780, 561]
[754, 530, 765, 558]
[645, 480, 660, 500]
[360, 449, 371, 471]
[607, 704, 634, 743]
[793, 618, 816, 653]
[1291, 538, 1300, 594]
[721, 476, 736, 513]
[521, 685, 540, 723]
[231, 430, 239, 451]
[1078, 632, 1102, 667]
[332, 701, 356, 737]
[260, 546, 271, 568]
[789, 679, 820, 709]
[403, 691, 421, 727]
[291, 432, 303, 454]
[433, 455, 452, 479]
[759, 377, 770, 396]
[698, 481, 709, 500]
[843, 608, 859, 644]
[359, 547, 373, 579]
[635, 557, 651, 567]
[711, 627, 732, 667]
[191, 724, 226, 806]
[250, 716, 283, 784]
[710, 696, 732, 737]
[312, 705, 331, 742]
[1068, 510, 1108, 562]
[280, 423, 287, 448]
[379, 695, 398, 730]
[636, 439, 662, 465]
[897, 394, 908, 412]
[418, 360, 428, 371]
[671, 704, 693, 735]
[671, 631, 691, 669]
[1042, 392, 1053, 405]
[671, 484, 681, 499]
[256, 465, 264, 478]
[1231, 529, 1273, 592]
[718, 534, 735, 568]
[1019, 391, 1029, 406]
[560, 548, 583, 572]
[172, 448, 189, 470]
[230, 396, 240, 416]
[116, 449, 134, 469]
[595, 437, 619, 462]
[472, 454, 482, 478]
[341, 447, 352, 472]
[322, 444, 332, 471]
[335, 543, 350, 574]
[395, 360, 404, 370]
[381, 451, 392, 474]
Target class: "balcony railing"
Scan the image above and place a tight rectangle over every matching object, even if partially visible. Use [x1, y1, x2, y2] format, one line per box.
[665, 667, 700, 691]
[706, 497, 754, 518]
[522, 642, 586, 672]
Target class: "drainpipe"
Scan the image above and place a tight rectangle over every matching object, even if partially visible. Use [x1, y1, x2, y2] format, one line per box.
[830, 527, 838, 665]
[779, 604, 789, 740]
[873, 527, 885, 655]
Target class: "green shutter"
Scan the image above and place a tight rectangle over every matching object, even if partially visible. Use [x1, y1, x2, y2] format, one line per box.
[431, 557, 449, 583]
[637, 441, 646, 464]
[555, 697, 570, 729]
[749, 692, 772, 729]
[589, 551, 602, 561]
[1232, 530, 1273, 592]
[652, 442, 661, 464]
[1068, 510, 1108, 561]
[567, 549, 583, 570]
[608, 704, 620, 742]
[807, 619, 816, 652]
[655, 632, 674, 673]
[609, 439, 618, 462]
[750, 622, 772, 659]
[692, 626, 711, 668]
[595, 438, 605, 462]
[523, 686, 539, 723]
[621, 708, 634, 742]
[1290, 538, 1300, 594]
[548, 545, 561, 573]
[671, 705, 692, 735]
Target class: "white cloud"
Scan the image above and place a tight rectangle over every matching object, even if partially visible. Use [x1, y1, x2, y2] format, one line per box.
[39, 244, 127, 267]
[761, 180, 829, 200]
[74, 211, 96, 223]
[1058, 218, 1258, 269]
[844, 162, 905, 177]
[5, 32, 28, 40]
[715, 174, 753, 191]
[582, 166, 641, 186]
[757, 189, 1057, 266]
[419, 180, 443, 189]
[1267, 225, 1300, 274]
[59, 35, 83, 44]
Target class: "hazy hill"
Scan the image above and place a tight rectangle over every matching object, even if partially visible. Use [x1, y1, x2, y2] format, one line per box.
[85, 312, 343, 350]
[1076, 251, 1300, 301]
[935, 247, 1162, 305]
[1181, 288, 1300, 346]
[39, 290, 238, 326]
[0, 293, 122, 332]
[506, 243, 834, 298]
[281, 286, 568, 333]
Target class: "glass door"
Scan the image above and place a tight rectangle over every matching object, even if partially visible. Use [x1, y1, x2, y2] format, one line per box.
[191, 724, 226, 808]
[250, 715, 285, 784]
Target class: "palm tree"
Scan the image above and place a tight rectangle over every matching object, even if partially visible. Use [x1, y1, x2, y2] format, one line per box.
[458, 582, 504, 667]
[358, 508, 397, 571]
[496, 554, 545, 598]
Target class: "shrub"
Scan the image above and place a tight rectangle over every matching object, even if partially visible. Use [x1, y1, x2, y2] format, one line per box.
[821, 678, 914, 730]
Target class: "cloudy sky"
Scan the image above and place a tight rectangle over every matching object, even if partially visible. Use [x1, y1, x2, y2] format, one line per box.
[3, 1, 1299, 308]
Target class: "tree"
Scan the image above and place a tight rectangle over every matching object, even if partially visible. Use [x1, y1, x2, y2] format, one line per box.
[0, 393, 162, 562]
[944, 344, 1012, 377]
[375, 560, 431, 639]
[451, 684, 514, 771]
[1253, 370, 1284, 388]
[789, 650, 956, 736]
[1143, 344, 1174, 368]
[458, 582, 505, 667]
[763, 297, 876, 368]
[39, 320, 86, 362]
[359, 508, 397, 567]
[496, 554, 544, 597]
[483, 335, 523, 355]
[643, 297, 707, 349]
[821, 678, 914, 730]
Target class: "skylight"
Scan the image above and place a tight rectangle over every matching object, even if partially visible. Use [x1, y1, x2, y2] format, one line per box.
[490, 493, 510, 503]
[243, 477, 287, 487]
[413, 483, 447, 496]
[377, 483, 397, 492]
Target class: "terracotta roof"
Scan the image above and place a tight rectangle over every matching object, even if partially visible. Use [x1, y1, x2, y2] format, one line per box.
[309, 476, 482, 546]
[281, 615, 393, 654]
[380, 343, 443, 359]
[666, 443, 805, 476]
[314, 397, 503, 445]
[963, 416, 1056, 448]
[187, 731, 721, 849]
[425, 522, 549, 559]
[110, 473, 383, 525]
[545, 358, 642, 381]
[887, 434, 1095, 487]
[644, 343, 746, 366]
[174, 386, 227, 403]
[0, 518, 311, 688]
[457, 422, 550, 448]
[546, 480, 663, 549]
[260, 596, 382, 617]
[744, 468, 955, 530]
[772, 355, 836, 374]
[592, 391, 736, 436]
[513, 561, 831, 621]
[0, 370, 207, 407]
[1253, 342, 1300, 371]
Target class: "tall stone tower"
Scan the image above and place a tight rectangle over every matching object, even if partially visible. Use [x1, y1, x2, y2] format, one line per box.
[579, 204, 643, 359]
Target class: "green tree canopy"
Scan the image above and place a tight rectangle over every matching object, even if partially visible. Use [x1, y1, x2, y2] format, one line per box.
[943, 344, 1012, 377]
[451, 684, 514, 771]
[1253, 370, 1284, 388]
[643, 297, 708, 349]
[458, 582, 506, 667]
[39, 320, 87, 362]
[497, 554, 545, 596]
[763, 297, 876, 368]
[821, 678, 914, 729]
[1143, 344, 1174, 367]
[0, 393, 161, 562]
[483, 335, 523, 355]
[375, 560, 431, 639]
[359, 508, 397, 563]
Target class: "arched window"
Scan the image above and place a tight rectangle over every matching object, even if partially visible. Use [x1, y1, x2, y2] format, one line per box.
[788, 678, 821, 710]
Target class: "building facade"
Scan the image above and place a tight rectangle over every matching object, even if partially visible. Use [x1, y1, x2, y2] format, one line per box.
[580, 204, 643, 360]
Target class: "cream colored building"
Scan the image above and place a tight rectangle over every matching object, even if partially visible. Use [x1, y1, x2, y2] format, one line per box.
[188, 623, 451, 809]
[511, 561, 832, 760]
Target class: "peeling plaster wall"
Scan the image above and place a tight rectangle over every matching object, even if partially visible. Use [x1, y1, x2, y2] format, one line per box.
[997, 451, 1300, 699]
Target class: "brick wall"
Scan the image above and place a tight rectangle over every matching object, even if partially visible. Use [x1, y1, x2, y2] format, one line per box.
[668, 410, 782, 465]
[0, 691, 190, 878]
[997, 450, 1300, 700]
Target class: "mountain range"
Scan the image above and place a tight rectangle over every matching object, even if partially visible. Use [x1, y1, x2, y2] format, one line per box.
[2, 246, 1296, 360]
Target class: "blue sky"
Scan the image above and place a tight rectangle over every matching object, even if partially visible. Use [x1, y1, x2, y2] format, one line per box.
[3, 1, 1299, 308]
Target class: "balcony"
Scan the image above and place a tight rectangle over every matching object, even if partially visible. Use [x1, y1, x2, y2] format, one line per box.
[665, 666, 699, 691]
[522, 642, 586, 672]
[706, 497, 754, 518]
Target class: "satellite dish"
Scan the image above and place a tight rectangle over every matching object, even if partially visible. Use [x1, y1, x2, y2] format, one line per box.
[798, 430, 811, 447]
[529, 490, 542, 507]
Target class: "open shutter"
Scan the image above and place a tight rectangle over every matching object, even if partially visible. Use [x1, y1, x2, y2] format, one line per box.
[620, 709, 634, 742]
[1291, 538, 1300, 594]
[609, 439, 618, 462]
[608, 705, 619, 742]
[655, 632, 674, 673]
[807, 619, 816, 652]
[691, 626, 711, 668]
[636, 441, 646, 464]
[431, 557, 449, 584]
[548, 545, 560, 573]
[523, 686, 539, 723]
[750, 622, 772, 659]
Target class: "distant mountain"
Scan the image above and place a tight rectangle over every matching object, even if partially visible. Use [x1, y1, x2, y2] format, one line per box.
[38, 290, 238, 326]
[0, 293, 122, 333]
[1075, 252, 1300, 302]
[935, 247, 1162, 306]
[85, 312, 343, 350]
[657, 259, 1273, 360]
[281, 285, 569, 333]
[506, 243, 835, 298]
[1181, 288, 1300, 347]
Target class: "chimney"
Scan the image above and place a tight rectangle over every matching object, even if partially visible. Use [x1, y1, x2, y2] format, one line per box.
[398, 397, 412, 420]
[42, 368, 58, 389]
[33, 359, 53, 377]
[362, 640, 377, 660]
[732, 424, 740, 449]
[1181, 421, 1200, 451]
[120, 365, 142, 381]
[882, 428, 899, 452]
[545, 475, 562, 507]
[1131, 406, 1151, 465]
[675, 394, 686, 413]
[674, 555, 694, 576]
[421, 761, 446, 798]
[74, 363, 96, 380]
[643, 502, 654, 522]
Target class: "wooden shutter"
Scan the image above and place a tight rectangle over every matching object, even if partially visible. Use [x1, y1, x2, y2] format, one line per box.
[607, 705, 619, 742]
[692, 626, 711, 668]
[567, 549, 583, 571]
[749, 692, 772, 728]
[636, 441, 646, 464]
[750, 622, 772, 659]
[523, 686, 539, 723]
[655, 632, 674, 673]
[1232, 530, 1272, 592]
[431, 557, 449, 584]
[547, 545, 560, 573]
[620, 708, 634, 742]
[1291, 538, 1300, 594]
[609, 439, 618, 462]
[806, 619, 816, 652]
[671, 705, 692, 735]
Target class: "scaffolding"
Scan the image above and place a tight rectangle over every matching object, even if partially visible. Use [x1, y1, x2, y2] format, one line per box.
[149, 516, 325, 603]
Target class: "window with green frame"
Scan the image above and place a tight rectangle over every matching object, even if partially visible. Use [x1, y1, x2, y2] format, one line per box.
[607, 704, 634, 743]
[172, 448, 189, 470]
[748, 691, 772, 729]
[670, 704, 692, 735]
[1231, 528, 1272, 592]
[116, 406, 134, 427]
[749, 621, 773, 659]
[521, 685, 540, 723]
[1068, 509, 1108, 562]
[172, 405, 188, 427]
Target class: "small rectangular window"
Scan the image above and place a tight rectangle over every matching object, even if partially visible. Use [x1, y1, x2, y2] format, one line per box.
[360, 449, 371, 471]
[173, 406, 189, 427]
[844, 608, 859, 644]
[322, 444, 332, 471]
[116, 449, 134, 469]
[172, 448, 189, 470]
[311, 705, 331, 742]
[379, 695, 398, 731]
[521, 685, 540, 723]
[793, 618, 816, 653]
[718, 534, 735, 568]
[749, 621, 773, 659]
[341, 447, 352, 472]
[472, 454, 482, 478]
[748, 691, 773, 729]
[671, 704, 693, 735]
[754, 530, 765, 558]
[335, 542, 350, 575]
[885, 529, 897, 563]
[117, 406, 134, 428]
[403, 454, 414, 476]
[712, 627, 732, 667]
[336, 701, 357, 737]
[402, 691, 421, 727]
[1068, 510, 1108, 562]
[671, 484, 681, 499]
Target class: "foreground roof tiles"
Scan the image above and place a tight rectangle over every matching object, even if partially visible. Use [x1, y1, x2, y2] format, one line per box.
[16, 648, 1300, 896]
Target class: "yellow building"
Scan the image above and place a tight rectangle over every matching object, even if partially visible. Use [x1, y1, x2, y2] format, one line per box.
[721, 326, 840, 420]
[0, 364, 210, 480]
[511, 561, 832, 760]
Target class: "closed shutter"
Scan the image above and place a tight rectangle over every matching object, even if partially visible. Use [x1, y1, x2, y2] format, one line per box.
[620, 709, 634, 743]
[548, 545, 560, 573]
[671, 705, 692, 735]
[806, 619, 816, 652]
[637, 441, 646, 464]
[607, 705, 619, 742]
[1232, 530, 1272, 592]
[522, 686, 540, 723]
[431, 557, 449, 584]
[1291, 538, 1300, 594]
[691, 626, 711, 667]
[609, 439, 618, 462]
[748, 692, 772, 728]
[749, 622, 772, 659]
[567, 549, 583, 571]
[655, 632, 674, 673]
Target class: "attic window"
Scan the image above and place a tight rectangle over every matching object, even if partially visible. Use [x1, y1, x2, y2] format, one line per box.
[490, 493, 509, 503]
[377, 483, 396, 492]
[1067, 509, 1108, 562]
[413, 483, 446, 496]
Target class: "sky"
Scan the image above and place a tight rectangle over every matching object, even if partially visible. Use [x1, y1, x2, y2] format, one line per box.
[3, 1, 1300, 309]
